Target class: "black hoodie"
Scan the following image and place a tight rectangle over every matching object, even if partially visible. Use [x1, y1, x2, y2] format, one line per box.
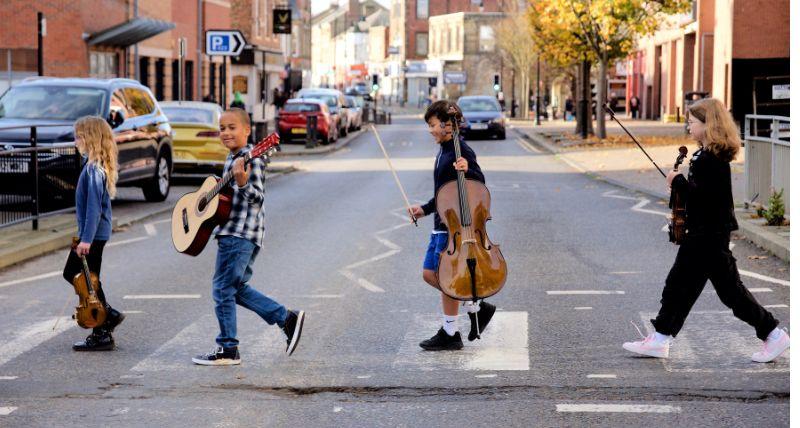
[421, 136, 485, 232]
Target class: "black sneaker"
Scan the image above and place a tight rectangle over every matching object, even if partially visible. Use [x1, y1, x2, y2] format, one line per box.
[73, 332, 115, 352]
[419, 328, 464, 351]
[282, 310, 305, 356]
[468, 301, 497, 341]
[192, 346, 241, 366]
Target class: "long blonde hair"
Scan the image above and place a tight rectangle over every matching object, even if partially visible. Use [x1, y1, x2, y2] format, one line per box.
[687, 98, 740, 162]
[74, 116, 118, 197]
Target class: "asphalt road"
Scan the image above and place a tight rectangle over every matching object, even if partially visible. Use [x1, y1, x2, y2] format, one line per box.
[0, 118, 789, 427]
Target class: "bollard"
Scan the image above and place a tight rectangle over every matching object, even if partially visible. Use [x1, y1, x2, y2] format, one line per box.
[306, 114, 318, 149]
[387, 112, 392, 125]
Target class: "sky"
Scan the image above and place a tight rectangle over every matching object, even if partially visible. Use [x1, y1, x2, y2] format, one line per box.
[311, 0, 391, 16]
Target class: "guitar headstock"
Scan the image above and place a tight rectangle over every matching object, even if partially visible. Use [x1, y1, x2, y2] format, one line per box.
[250, 132, 281, 159]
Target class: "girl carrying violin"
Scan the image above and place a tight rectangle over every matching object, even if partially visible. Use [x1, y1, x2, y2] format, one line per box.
[408, 100, 496, 351]
[62, 116, 125, 351]
[623, 98, 789, 363]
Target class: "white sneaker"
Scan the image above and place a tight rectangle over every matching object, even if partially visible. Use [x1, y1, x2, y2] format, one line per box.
[623, 332, 670, 358]
[752, 329, 790, 363]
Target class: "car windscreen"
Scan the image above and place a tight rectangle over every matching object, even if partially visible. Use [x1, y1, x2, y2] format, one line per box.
[458, 98, 501, 112]
[283, 103, 320, 113]
[0, 86, 106, 120]
[301, 94, 337, 108]
[162, 107, 216, 124]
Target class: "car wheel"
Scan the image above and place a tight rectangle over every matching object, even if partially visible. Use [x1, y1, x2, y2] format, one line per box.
[142, 151, 171, 202]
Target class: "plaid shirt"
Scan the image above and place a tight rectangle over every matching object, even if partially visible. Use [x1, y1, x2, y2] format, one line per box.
[215, 147, 267, 247]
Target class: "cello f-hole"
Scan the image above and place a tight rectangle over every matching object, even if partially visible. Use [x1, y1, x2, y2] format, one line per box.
[447, 231, 460, 255]
[477, 229, 492, 250]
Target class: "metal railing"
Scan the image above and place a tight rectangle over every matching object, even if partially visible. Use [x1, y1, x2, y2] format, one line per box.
[743, 115, 790, 215]
[0, 125, 81, 230]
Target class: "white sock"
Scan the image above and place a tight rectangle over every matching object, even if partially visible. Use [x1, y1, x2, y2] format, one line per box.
[653, 332, 671, 344]
[767, 328, 784, 341]
[464, 302, 479, 314]
[443, 315, 458, 336]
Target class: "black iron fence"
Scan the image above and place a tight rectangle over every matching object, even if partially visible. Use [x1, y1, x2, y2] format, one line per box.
[0, 125, 81, 230]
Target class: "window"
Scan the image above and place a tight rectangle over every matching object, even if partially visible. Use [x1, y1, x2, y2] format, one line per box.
[415, 33, 428, 56]
[109, 89, 130, 120]
[0, 86, 105, 120]
[479, 25, 495, 52]
[123, 88, 155, 117]
[162, 107, 216, 124]
[89, 51, 118, 78]
[416, 0, 428, 19]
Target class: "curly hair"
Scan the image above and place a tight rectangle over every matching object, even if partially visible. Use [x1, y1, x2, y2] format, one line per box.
[424, 100, 463, 126]
[74, 116, 119, 197]
[687, 98, 740, 162]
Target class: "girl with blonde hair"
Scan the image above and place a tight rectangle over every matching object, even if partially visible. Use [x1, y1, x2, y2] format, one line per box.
[623, 98, 789, 363]
[62, 116, 125, 351]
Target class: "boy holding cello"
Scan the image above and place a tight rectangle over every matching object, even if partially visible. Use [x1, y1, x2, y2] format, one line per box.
[408, 100, 497, 351]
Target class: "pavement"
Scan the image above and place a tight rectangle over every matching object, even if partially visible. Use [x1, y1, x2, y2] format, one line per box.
[0, 116, 789, 426]
[510, 119, 790, 262]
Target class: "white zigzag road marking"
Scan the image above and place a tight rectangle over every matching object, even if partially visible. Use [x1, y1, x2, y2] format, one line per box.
[339, 206, 413, 293]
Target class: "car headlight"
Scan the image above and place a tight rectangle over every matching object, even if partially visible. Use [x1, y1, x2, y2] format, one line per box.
[491, 117, 505, 124]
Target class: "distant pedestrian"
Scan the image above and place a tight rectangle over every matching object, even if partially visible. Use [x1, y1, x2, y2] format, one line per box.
[230, 91, 246, 109]
[630, 95, 640, 119]
[622, 98, 790, 363]
[564, 97, 574, 121]
[63, 116, 125, 351]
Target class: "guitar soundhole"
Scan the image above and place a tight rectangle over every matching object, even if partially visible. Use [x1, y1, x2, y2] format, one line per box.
[198, 198, 207, 212]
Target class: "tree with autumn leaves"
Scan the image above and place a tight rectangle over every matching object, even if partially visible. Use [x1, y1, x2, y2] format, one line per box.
[527, 0, 691, 138]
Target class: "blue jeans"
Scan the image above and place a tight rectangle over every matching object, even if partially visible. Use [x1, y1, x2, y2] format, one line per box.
[422, 233, 449, 271]
[213, 235, 287, 348]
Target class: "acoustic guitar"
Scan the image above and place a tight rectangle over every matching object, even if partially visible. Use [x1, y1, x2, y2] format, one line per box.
[171, 133, 280, 256]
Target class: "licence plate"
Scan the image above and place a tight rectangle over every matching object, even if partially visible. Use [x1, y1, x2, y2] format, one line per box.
[0, 163, 29, 173]
[471, 123, 488, 130]
[291, 128, 306, 134]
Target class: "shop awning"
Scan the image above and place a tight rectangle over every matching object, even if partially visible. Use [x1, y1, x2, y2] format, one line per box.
[87, 17, 175, 47]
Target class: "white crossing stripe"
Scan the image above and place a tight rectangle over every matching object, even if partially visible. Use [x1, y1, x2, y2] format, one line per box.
[556, 404, 681, 413]
[609, 271, 641, 275]
[547, 290, 625, 295]
[0, 317, 74, 367]
[0, 407, 17, 415]
[393, 312, 529, 371]
[0, 271, 61, 288]
[107, 236, 150, 247]
[764, 304, 788, 308]
[0, 376, 18, 380]
[738, 269, 790, 287]
[339, 270, 385, 293]
[131, 313, 283, 372]
[574, 307, 593, 310]
[475, 374, 497, 378]
[144, 223, 157, 236]
[586, 374, 617, 379]
[747, 288, 773, 293]
[123, 294, 201, 299]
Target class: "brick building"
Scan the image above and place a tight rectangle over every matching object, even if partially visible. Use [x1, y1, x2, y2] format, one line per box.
[627, 0, 789, 126]
[386, 0, 519, 105]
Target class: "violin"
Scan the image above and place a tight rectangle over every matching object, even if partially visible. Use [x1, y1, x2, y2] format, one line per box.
[668, 146, 689, 245]
[435, 111, 507, 307]
[71, 238, 107, 329]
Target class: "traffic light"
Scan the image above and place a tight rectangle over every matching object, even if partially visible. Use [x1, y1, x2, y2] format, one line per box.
[372, 74, 380, 91]
[590, 83, 596, 102]
[493, 74, 500, 92]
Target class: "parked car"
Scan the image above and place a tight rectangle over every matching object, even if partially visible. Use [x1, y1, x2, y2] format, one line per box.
[0, 77, 173, 201]
[277, 98, 336, 145]
[344, 95, 363, 132]
[457, 95, 506, 140]
[159, 101, 226, 174]
[296, 88, 348, 138]
[346, 82, 372, 101]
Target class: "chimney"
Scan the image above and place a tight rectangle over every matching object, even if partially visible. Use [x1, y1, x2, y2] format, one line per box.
[347, 0, 361, 25]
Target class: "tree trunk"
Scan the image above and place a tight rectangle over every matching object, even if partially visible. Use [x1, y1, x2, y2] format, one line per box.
[575, 63, 584, 135]
[596, 55, 608, 139]
[520, 71, 529, 120]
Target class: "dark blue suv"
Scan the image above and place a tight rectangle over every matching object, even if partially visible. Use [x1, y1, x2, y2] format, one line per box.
[0, 77, 173, 201]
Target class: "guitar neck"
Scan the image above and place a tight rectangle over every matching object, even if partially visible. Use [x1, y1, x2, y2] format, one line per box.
[208, 151, 253, 199]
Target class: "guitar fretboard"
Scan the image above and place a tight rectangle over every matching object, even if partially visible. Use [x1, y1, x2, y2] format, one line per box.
[204, 151, 252, 202]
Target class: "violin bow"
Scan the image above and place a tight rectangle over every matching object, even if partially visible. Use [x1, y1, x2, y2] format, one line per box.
[603, 104, 667, 178]
[370, 124, 418, 227]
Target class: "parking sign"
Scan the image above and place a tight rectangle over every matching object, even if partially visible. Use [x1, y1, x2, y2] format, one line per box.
[205, 30, 247, 56]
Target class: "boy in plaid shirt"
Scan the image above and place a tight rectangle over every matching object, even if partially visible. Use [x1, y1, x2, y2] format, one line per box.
[192, 108, 305, 366]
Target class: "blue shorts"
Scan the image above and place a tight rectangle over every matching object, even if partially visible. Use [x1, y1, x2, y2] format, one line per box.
[423, 232, 449, 271]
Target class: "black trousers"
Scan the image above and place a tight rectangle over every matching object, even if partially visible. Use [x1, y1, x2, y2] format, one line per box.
[651, 233, 778, 341]
[63, 240, 114, 332]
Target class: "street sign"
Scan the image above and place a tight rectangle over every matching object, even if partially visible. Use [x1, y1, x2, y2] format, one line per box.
[205, 30, 246, 56]
[443, 71, 467, 84]
[273, 8, 292, 34]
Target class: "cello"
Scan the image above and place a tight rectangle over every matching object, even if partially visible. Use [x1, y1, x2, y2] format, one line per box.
[435, 110, 507, 330]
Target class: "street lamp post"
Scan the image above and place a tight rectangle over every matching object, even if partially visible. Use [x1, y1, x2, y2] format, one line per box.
[37, 12, 45, 76]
